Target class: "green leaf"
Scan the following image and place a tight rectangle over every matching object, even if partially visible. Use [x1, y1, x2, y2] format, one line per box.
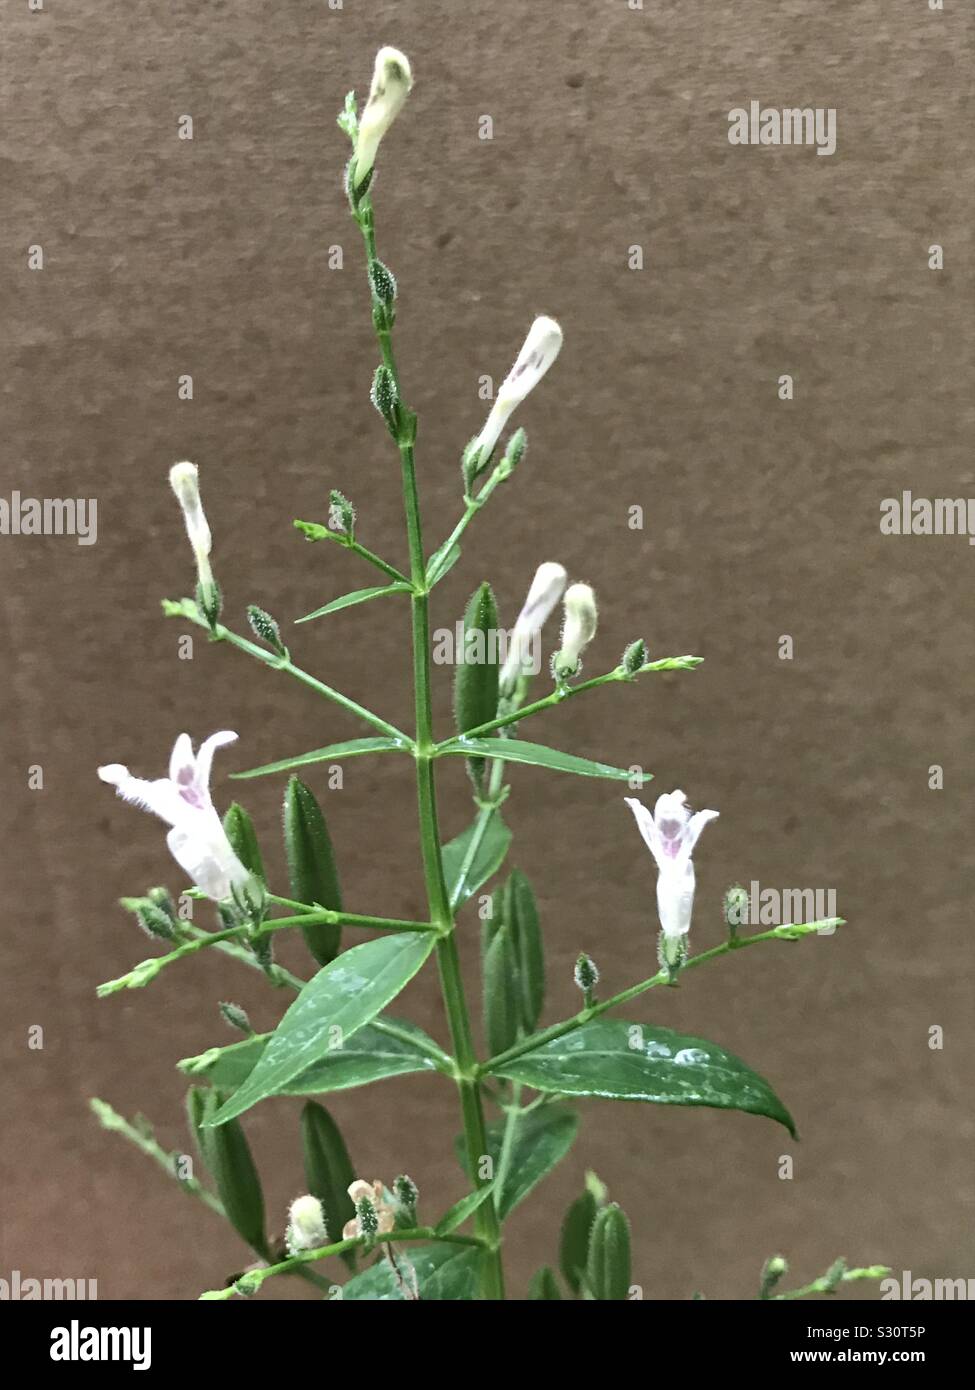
[587, 1203, 631, 1300]
[178, 1016, 448, 1095]
[209, 933, 436, 1124]
[442, 813, 511, 908]
[295, 584, 411, 624]
[222, 803, 266, 881]
[528, 1266, 563, 1300]
[490, 1020, 797, 1136]
[425, 539, 461, 587]
[507, 869, 544, 1032]
[283, 777, 342, 966]
[301, 1102, 357, 1269]
[233, 737, 409, 780]
[340, 1242, 483, 1301]
[559, 1189, 597, 1295]
[457, 1105, 579, 1220]
[453, 583, 501, 790]
[482, 926, 519, 1058]
[189, 1087, 266, 1252]
[441, 737, 651, 784]
[434, 1183, 497, 1237]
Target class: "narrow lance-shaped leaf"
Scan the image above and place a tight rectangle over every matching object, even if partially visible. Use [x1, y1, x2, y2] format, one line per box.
[283, 776, 342, 966]
[442, 814, 511, 908]
[490, 1019, 797, 1137]
[586, 1203, 631, 1301]
[301, 1102, 357, 1270]
[453, 582, 500, 792]
[456, 1104, 579, 1220]
[222, 803, 266, 881]
[295, 583, 411, 625]
[507, 869, 544, 1033]
[233, 736, 408, 780]
[441, 737, 652, 784]
[188, 1086, 266, 1253]
[434, 1182, 497, 1237]
[210, 932, 436, 1125]
[559, 1188, 597, 1296]
[482, 924, 520, 1059]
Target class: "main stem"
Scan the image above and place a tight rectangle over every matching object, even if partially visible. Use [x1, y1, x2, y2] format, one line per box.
[358, 197, 505, 1298]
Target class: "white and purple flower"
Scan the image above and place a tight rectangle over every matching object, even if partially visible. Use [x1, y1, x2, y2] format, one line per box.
[624, 791, 719, 963]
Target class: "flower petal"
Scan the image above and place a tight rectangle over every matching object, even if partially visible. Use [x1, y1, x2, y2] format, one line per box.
[98, 764, 183, 827]
[193, 730, 239, 799]
[624, 796, 663, 867]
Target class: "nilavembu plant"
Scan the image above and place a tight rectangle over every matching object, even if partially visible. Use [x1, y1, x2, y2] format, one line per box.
[92, 46, 887, 1303]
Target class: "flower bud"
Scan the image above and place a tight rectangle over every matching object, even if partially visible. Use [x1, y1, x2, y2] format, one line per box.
[393, 1174, 418, 1225]
[468, 317, 563, 471]
[760, 1254, 789, 1298]
[371, 363, 399, 434]
[554, 583, 598, 680]
[169, 462, 219, 622]
[231, 871, 268, 927]
[352, 47, 413, 191]
[574, 952, 599, 994]
[724, 883, 749, 937]
[287, 1194, 328, 1253]
[329, 489, 356, 537]
[120, 895, 177, 942]
[369, 258, 397, 308]
[621, 638, 646, 675]
[219, 1001, 253, 1036]
[499, 561, 567, 694]
[246, 604, 287, 660]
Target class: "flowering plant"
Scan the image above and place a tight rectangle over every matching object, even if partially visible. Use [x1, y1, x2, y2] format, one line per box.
[91, 46, 886, 1303]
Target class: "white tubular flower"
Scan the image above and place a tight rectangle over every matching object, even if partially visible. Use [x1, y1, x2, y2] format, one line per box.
[554, 582, 598, 678]
[342, 1179, 396, 1239]
[352, 47, 413, 190]
[499, 561, 568, 692]
[287, 1195, 328, 1253]
[97, 732, 248, 901]
[470, 317, 563, 467]
[624, 791, 719, 942]
[169, 462, 213, 592]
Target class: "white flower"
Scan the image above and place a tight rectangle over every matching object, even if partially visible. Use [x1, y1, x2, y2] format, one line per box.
[169, 462, 213, 592]
[554, 582, 598, 678]
[624, 791, 719, 940]
[470, 317, 563, 467]
[353, 47, 413, 190]
[97, 732, 248, 901]
[287, 1195, 328, 1253]
[343, 1179, 396, 1239]
[499, 561, 567, 692]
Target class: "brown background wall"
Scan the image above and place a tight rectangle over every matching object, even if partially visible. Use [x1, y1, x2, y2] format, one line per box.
[2, 0, 972, 1300]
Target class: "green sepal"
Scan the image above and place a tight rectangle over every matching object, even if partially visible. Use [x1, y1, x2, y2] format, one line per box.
[559, 1188, 597, 1295]
[528, 1266, 562, 1300]
[282, 776, 342, 966]
[222, 803, 266, 882]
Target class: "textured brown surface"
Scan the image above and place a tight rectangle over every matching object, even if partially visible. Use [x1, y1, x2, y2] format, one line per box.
[1, 0, 972, 1301]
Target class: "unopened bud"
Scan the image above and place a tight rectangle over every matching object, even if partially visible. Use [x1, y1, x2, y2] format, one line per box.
[147, 886, 177, 922]
[369, 258, 397, 307]
[355, 1195, 379, 1238]
[170, 462, 219, 623]
[287, 1194, 328, 1253]
[370, 363, 399, 434]
[121, 896, 177, 941]
[352, 47, 413, 191]
[504, 427, 528, 470]
[247, 604, 287, 659]
[393, 1174, 418, 1224]
[554, 583, 598, 680]
[621, 638, 646, 675]
[329, 489, 356, 537]
[499, 561, 567, 693]
[469, 317, 563, 466]
[724, 883, 749, 937]
[219, 1001, 253, 1035]
[574, 952, 600, 993]
[760, 1254, 789, 1298]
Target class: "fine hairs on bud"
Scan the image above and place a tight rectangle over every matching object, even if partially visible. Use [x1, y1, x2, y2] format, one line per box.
[169, 461, 214, 590]
[499, 561, 568, 693]
[554, 582, 598, 679]
[469, 317, 563, 469]
[287, 1194, 328, 1253]
[352, 47, 413, 190]
[574, 952, 600, 992]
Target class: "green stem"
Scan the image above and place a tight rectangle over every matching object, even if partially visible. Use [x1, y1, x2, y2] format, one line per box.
[199, 1226, 487, 1300]
[480, 919, 845, 1075]
[294, 521, 410, 586]
[773, 1265, 891, 1301]
[164, 599, 410, 743]
[355, 193, 506, 1300]
[438, 657, 703, 746]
